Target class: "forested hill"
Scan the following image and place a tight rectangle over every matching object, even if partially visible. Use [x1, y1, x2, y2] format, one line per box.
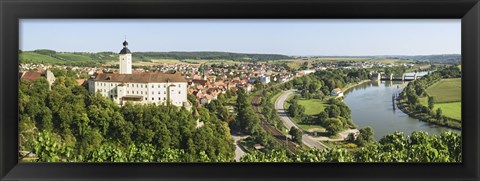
[384, 54, 461, 64]
[136, 51, 292, 61]
[19, 49, 292, 66]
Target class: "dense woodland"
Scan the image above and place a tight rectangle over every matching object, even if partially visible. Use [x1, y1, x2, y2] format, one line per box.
[19, 73, 235, 162]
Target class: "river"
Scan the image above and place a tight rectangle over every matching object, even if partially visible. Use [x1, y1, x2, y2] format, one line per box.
[343, 80, 460, 140]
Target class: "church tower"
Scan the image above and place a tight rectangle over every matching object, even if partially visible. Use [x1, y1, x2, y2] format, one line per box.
[119, 40, 132, 74]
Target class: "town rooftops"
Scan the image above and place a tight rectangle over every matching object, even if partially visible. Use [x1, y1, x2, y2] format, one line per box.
[20, 72, 42, 81]
[94, 72, 187, 83]
[76, 79, 86, 86]
[192, 79, 208, 85]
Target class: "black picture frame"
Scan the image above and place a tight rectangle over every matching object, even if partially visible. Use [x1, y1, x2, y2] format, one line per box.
[1, 0, 479, 180]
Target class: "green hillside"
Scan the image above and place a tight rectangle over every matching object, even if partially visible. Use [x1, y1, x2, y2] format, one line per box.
[20, 52, 65, 64]
[19, 49, 293, 66]
[134, 51, 292, 61]
[20, 50, 117, 66]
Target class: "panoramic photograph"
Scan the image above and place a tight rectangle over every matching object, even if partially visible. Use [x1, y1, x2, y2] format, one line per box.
[18, 19, 461, 162]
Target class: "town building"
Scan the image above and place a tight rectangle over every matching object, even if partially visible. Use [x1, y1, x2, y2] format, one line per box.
[88, 40, 189, 107]
[302, 69, 316, 75]
[331, 88, 344, 97]
[259, 74, 271, 84]
[19, 69, 56, 87]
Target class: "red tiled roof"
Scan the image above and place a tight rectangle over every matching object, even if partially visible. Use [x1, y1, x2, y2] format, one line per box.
[21, 72, 42, 81]
[192, 79, 207, 85]
[76, 79, 86, 85]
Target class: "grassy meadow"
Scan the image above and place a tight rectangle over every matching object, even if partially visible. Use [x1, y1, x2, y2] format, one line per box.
[419, 78, 461, 120]
[283, 94, 326, 132]
[297, 98, 327, 115]
[20, 51, 116, 66]
[435, 102, 461, 120]
[426, 78, 461, 103]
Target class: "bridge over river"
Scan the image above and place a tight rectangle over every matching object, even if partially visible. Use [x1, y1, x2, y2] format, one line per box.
[370, 72, 430, 81]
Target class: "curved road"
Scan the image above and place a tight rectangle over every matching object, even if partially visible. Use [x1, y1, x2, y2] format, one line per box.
[274, 89, 328, 150]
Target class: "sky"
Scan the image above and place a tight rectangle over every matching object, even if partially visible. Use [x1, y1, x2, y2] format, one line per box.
[19, 19, 461, 56]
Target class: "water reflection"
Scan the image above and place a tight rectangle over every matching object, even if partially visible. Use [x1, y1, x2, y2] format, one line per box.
[343, 80, 459, 140]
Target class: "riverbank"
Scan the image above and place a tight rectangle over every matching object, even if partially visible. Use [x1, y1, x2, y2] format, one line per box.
[395, 97, 462, 130]
[342, 78, 459, 140]
[342, 80, 372, 93]
[343, 78, 461, 130]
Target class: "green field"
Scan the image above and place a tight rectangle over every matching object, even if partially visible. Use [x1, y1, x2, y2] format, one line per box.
[434, 102, 461, 120]
[420, 78, 461, 120]
[426, 78, 461, 103]
[20, 52, 64, 64]
[20, 51, 114, 66]
[56, 53, 97, 62]
[297, 98, 327, 115]
[283, 94, 326, 131]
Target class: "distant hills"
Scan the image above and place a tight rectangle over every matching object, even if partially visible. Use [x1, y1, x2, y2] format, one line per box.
[19, 49, 292, 66]
[309, 54, 461, 64]
[383, 54, 461, 64]
[19, 49, 461, 66]
[135, 51, 292, 62]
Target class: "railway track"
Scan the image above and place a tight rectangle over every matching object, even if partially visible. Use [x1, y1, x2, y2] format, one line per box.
[251, 94, 297, 154]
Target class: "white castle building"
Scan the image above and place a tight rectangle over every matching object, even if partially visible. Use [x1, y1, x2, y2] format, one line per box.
[88, 40, 189, 107]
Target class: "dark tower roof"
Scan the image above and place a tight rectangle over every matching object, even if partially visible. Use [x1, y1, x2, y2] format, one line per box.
[119, 40, 131, 54]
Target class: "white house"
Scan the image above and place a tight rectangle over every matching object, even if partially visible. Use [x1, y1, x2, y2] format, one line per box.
[88, 40, 189, 107]
[259, 75, 271, 84]
[331, 88, 344, 97]
[303, 69, 316, 75]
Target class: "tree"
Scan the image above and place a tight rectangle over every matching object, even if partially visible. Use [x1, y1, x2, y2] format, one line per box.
[288, 101, 300, 117]
[316, 111, 328, 125]
[428, 96, 435, 110]
[187, 94, 197, 106]
[407, 93, 419, 105]
[355, 127, 374, 146]
[289, 127, 303, 144]
[323, 118, 343, 136]
[326, 104, 340, 118]
[436, 108, 443, 119]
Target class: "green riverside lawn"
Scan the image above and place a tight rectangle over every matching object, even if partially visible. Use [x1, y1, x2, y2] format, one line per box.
[419, 78, 461, 121]
[284, 95, 327, 132]
[426, 78, 461, 103]
[297, 98, 327, 115]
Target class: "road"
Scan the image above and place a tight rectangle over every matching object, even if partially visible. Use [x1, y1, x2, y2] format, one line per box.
[232, 135, 249, 162]
[274, 89, 328, 150]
